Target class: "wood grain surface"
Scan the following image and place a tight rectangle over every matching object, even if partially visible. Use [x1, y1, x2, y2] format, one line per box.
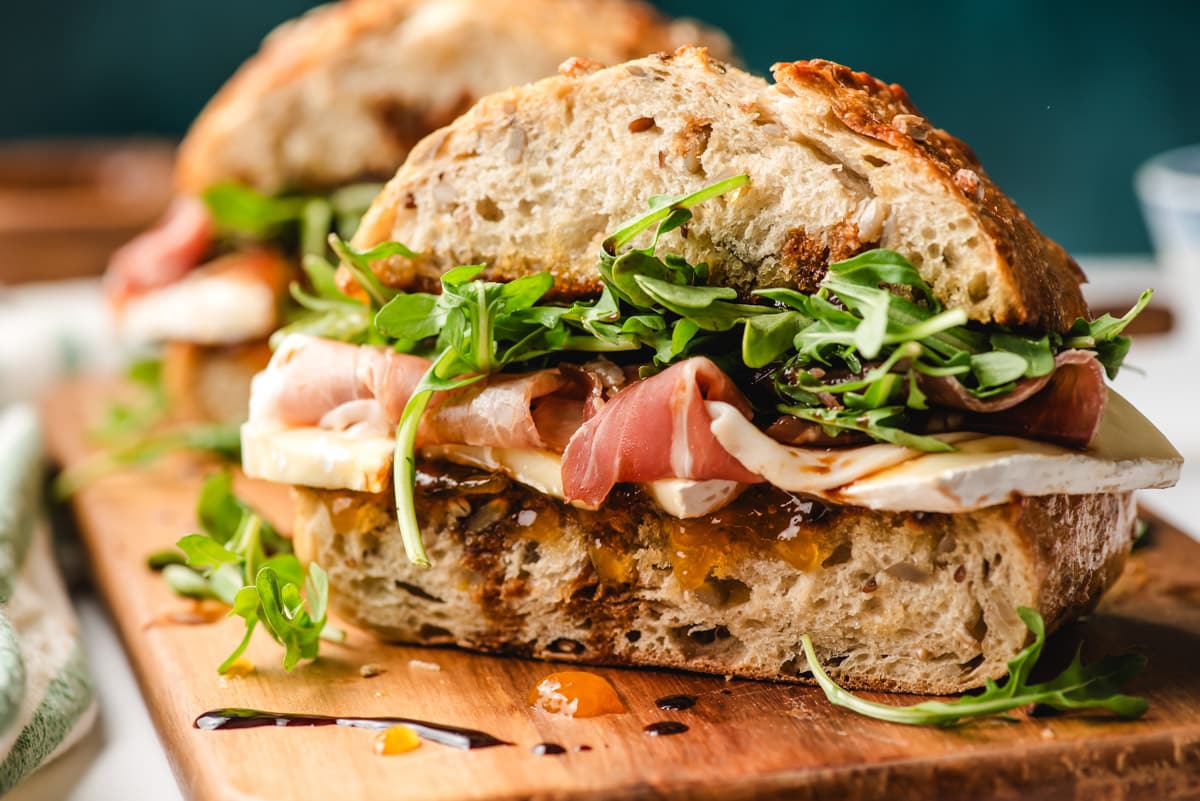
[42, 377, 1200, 801]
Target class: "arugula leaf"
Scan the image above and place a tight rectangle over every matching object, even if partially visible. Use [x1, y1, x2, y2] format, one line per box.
[970, 350, 1030, 389]
[152, 471, 343, 672]
[203, 183, 308, 240]
[1063, 289, 1153, 378]
[203, 181, 383, 259]
[329, 236, 415, 308]
[801, 607, 1147, 726]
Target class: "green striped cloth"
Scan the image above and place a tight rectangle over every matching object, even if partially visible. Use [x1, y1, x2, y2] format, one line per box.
[0, 405, 95, 793]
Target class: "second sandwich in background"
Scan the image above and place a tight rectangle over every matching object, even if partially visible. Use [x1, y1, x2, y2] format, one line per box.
[104, 0, 731, 423]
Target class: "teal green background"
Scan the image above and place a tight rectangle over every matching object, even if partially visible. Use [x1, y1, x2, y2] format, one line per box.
[2, 1, 1196, 254]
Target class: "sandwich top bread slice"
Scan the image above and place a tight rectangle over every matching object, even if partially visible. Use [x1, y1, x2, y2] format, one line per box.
[351, 47, 1082, 330]
[241, 49, 1181, 693]
[104, 0, 730, 422]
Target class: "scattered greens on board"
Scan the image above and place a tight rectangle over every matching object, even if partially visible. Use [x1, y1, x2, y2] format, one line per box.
[149, 472, 342, 673]
[801, 607, 1147, 726]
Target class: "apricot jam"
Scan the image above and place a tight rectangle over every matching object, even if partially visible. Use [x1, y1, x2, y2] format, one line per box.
[668, 490, 830, 590]
[222, 657, 255, 677]
[528, 671, 625, 717]
[374, 724, 422, 755]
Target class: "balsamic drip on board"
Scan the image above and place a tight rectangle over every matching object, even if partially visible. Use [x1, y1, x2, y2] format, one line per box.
[531, 742, 567, 756]
[643, 721, 689, 736]
[194, 708, 510, 750]
[654, 694, 697, 711]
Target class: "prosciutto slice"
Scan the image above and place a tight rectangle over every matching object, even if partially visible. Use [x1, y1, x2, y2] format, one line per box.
[253, 335, 620, 450]
[421, 369, 596, 451]
[251, 335, 431, 428]
[106, 196, 214, 306]
[918, 350, 1107, 447]
[561, 357, 763, 507]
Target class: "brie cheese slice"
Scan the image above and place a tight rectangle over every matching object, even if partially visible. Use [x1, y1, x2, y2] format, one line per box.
[706, 389, 1181, 513]
[122, 269, 278, 346]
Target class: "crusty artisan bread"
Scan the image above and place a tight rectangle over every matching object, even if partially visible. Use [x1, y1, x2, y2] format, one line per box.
[293, 463, 1135, 693]
[176, 0, 731, 195]
[352, 47, 1087, 331]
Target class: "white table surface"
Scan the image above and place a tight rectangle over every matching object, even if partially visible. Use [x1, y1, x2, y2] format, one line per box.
[3, 257, 1197, 801]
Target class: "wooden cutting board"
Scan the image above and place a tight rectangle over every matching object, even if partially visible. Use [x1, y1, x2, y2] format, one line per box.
[42, 377, 1200, 801]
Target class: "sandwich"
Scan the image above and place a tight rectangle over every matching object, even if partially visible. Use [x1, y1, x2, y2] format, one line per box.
[241, 48, 1181, 693]
[103, 0, 730, 424]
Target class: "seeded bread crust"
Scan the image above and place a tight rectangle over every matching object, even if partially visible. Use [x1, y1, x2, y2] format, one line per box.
[175, 0, 731, 195]
[293, 467, 1135, 693]
[352, 47, 1088, 331]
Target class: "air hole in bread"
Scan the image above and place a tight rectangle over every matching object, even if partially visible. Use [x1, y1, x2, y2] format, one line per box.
[394, 580, 445, 604]
[669, 625, 743, 660]
[625, 630, 642, 643]
[959, 654, 985, 674]
[968, 272, 990, 302]
[522, 540, 540, 564]
[864, 154, 889, 168]
[778, 656, 801, 676]
[688, 625, 731, 645]
[966, 603, 989, 643]
[571, 582, 599, 601]
[475, 196, 504, 222]
[419, 623, 454, 641]
[692, 577, 751, 609]
[822, 542, 853, 567]
[517, 198, 535, 216]
[548, 637, 586, 655]
[465, 498, 509, 533]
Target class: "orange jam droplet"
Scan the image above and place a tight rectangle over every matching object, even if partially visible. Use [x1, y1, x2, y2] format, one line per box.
[223, 657, 255, 677]
[528, 671, 625, 717]
[374, 724, 421, 755]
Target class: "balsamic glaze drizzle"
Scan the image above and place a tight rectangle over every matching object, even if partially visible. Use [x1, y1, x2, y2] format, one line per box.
[530, 742, 567, 756]
[194, 708, 510, 750]
[643, 721, 689, 736]
[654, 694, 698, 711]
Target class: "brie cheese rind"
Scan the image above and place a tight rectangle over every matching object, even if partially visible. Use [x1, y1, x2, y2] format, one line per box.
[241, 389, 1181, 517]
[121, 268, 278, 346]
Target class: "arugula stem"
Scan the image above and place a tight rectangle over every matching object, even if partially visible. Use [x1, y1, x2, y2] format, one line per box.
[393, 386, 435, 568]
[476, 282, 493, 372]
[218, 620, 257, 674]
[802, 634, 1033, 725]
[605, 174, 750, 252]
[561, 335, 642, 352]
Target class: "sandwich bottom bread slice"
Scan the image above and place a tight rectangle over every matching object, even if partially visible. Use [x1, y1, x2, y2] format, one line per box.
[293, 475, 1134, 694]
[241, 49, 1181, 692]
